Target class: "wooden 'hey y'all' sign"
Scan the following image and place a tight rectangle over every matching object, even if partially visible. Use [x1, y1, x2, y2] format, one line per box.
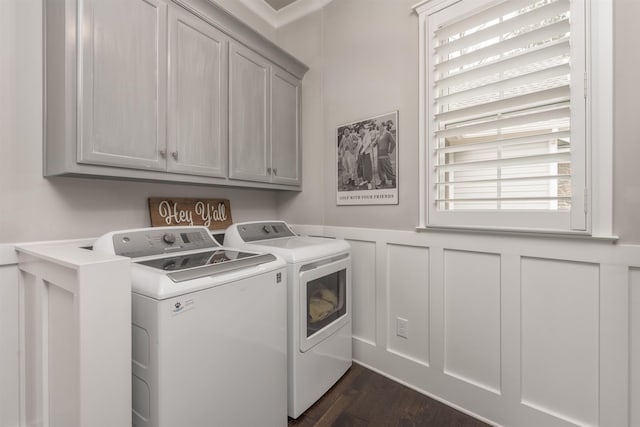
[148, 198, 233, 230]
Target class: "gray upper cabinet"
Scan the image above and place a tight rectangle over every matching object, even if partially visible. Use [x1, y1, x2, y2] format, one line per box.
[168, 6, 227, 178]
[270, 66, 301, 186]
[229, 42, 270, 183]
[229, 44, 302, 186]
[45, 0, 307, 190]
[78, 0, 167, 170]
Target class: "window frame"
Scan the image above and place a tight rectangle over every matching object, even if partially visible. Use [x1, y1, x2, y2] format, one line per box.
[414, 0, 614, 237]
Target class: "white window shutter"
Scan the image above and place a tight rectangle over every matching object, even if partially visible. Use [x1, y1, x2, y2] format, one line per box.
[424, 0, 587, 232]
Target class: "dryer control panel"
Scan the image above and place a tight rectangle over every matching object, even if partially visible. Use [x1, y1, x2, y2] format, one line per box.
[233, 221, 296, 242]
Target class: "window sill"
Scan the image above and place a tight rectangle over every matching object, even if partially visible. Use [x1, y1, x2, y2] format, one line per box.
[415, 224, 618, 243]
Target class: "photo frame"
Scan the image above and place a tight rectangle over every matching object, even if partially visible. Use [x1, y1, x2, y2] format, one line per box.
[336, 111, 398, 205]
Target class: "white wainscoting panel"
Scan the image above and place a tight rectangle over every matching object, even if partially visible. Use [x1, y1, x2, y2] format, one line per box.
[346, 239, 377, 346]
[386, 244, 429, 365]
[598, 264, 630, 427]
[520, 258, 599, 426]
[21, 270, 46, 427]
[17, 243, 132, 427]
[309, 224, 640, 427]
[0, 239, 131, 427]
[5, 226, 640, 427]
[631, 268, 640, 427]
[0, 265, 20, 427]
[443, 250, 501, 395]
[48, 284, 79, 426]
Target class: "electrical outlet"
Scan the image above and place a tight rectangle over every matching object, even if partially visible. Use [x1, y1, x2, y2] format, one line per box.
[396, 317, 409, 339]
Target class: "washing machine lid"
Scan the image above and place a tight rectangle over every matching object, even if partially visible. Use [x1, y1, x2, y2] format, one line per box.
[93, 226, 286, 299]
[137, 248, 277, 283]
[129, 251, 284, 299]
[225, 221, 350, 264]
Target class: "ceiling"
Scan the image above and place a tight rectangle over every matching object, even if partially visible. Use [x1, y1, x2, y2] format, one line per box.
[238, 0, 332, 28]
[263, 0, 298, 11]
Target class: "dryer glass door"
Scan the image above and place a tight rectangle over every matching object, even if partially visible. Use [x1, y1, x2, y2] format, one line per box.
[299, 256, 351, 352]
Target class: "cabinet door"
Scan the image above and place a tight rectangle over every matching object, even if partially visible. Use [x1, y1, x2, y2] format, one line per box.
[167, 6, 227, 177]
[270, 66, 301, 186]
[228, 42, 270, 183]
[78, 0, 167, 170]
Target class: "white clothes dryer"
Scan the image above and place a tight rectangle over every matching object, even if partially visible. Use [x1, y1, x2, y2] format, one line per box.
[94, 226, 287, 427]
[224, 221, 352, 418]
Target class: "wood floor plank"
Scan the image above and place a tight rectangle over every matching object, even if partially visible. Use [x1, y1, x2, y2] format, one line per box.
[288, 364, 489, 427]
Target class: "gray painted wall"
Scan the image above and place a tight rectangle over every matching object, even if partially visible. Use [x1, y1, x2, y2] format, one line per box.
[277, 0, 640, 244]
[275, 0, 420, 231]
[2, 0, 638, 243]
[614, 0, 640, 244]
[275, 10, 326, 225]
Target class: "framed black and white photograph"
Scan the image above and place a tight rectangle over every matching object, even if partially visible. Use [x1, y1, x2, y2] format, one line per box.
[336, 111, 398, 205]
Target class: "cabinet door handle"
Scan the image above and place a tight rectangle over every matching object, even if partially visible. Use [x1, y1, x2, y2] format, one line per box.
[267, 167, 272, 174]
[159, 149, 167, 158]
[273, 168, 278, 176]
[171, 151, 179, 160]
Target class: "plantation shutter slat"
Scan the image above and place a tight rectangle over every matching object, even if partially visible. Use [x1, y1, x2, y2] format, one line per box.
[434, 39, 570, 90]
[434, 0, 534, 40]
[434, 106, 570, 139]
[435, 0, 570, 57]
[435, 63, 570, 105]
[436, 196, 571, 202]
[435, 85, 570, 123]
[435, 151, 571, 172]
[436, 130, 570, 154]
[435, 19, 570, 75]
[435, 174, 571, 186]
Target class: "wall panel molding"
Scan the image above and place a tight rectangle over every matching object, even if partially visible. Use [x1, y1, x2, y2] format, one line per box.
[429, 247, 445, 374]
[443, 250, 501, 395]
[0, 238, 126, 427]
[599, 264, 630, 427]
[520, 257, 599, 426]
[0, 244, 18, 267]
[0, 265, 20, 427]
[345, 239, 376, 346]
[0, 245, 19, 427]
[500, 252, 521, 410]
[630, 268, 640, 427]
[386, 243, 430, 366]
[5, 227, 639, 427]
[293, 224, 640, 427]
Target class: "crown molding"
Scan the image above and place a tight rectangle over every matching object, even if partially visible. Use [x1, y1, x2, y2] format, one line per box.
[238, 0, 331, 28]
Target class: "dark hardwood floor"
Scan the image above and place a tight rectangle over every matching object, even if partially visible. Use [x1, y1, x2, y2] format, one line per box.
[288, 363, 490, 427]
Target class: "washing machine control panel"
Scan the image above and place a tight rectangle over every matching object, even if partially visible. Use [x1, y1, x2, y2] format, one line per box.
[236, 221, 295, 242]
[162, 232, 177, 244]
[110, 226, 218, 258]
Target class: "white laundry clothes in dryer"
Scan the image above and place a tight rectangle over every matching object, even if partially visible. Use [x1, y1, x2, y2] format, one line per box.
[94, 226, 287, 427]
[225, 221, 352, 419]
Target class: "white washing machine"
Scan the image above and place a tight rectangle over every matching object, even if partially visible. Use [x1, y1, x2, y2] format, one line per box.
[93, 226, 287, 427]
[224, 221, 352, 419]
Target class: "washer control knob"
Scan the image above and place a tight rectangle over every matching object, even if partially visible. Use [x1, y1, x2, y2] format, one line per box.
[162, 233, 176, 244]
[262, 225, 271, 234]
